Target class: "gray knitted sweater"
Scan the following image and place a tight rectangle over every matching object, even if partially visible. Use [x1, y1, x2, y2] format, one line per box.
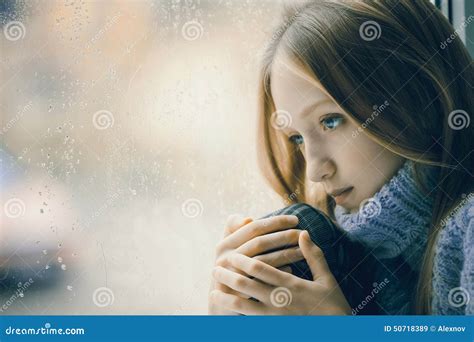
[334, 160, 473, 314]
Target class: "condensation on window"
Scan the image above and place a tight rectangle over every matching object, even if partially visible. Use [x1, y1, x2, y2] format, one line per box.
[0, 0, 286, 314]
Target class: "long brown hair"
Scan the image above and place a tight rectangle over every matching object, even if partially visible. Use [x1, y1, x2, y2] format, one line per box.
[256, 0, 473, 314]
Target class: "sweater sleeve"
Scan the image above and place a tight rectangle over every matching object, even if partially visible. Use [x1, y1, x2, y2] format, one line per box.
[460, 206, 474, 314]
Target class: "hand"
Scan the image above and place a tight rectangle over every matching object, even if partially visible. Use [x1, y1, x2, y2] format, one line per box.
[208, 214, 304, 315]
[210, 230, 351, 315]
[208, 214, 252, 315]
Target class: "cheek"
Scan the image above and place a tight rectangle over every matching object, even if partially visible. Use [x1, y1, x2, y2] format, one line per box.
[328, 125, 382, 178]
[332, 131, 403, 208]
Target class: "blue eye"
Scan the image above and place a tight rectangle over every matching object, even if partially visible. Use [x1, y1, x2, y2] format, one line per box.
[288, 134, 304, 145]
[321, 116, 343, 130]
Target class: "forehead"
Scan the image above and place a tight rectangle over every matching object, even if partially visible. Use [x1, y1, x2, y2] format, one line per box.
[270, 52, 335, 116]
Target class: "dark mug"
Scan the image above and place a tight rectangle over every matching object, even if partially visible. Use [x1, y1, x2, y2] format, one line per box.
[259, 203, 382, 314]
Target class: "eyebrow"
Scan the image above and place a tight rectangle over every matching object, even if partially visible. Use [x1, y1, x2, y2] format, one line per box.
[299, 98, 333, 119]
[281, 98, 334, 135]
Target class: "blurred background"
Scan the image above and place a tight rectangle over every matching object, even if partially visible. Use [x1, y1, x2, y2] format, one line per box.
[0, 0, 288, 314]
[1, 0, 472, 315]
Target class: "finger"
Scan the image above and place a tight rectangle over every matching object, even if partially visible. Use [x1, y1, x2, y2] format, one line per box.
[236, 229, 302, 257]
[220, 215, 298, 250]
[228, 253, 292, 287]
[215, 265, 253, 298]
[224, 214, 253, 237]
[213, 266, 272, 303]
[299, 230, 332, 281]
[278, 265, 292, 274]
[214, 263, 253, 298]
[209, 289, 266, 315]
[253, 247, 304, 268]
[215, 280, 250, 298]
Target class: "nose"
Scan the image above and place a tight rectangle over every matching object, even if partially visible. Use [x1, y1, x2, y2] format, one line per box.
[307, 158, 336, 183]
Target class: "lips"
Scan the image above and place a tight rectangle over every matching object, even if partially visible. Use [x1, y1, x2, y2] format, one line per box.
[328, 186, 354, 205]
[328, 186, 353, 198]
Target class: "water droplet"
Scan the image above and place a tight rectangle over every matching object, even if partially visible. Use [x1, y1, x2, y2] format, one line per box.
[66, 285, 73, 291]
[61, 264, 67, 271]
[19, 292, 24, 297]
[42, 250, 48, 255]
[57, 257, 63, 263]
[45, 265, 50, 270]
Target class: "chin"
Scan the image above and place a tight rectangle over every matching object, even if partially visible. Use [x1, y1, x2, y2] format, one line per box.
[349, 206, 359, 214]
[344, 200, 359, 213]
[335, 202, 355, 213]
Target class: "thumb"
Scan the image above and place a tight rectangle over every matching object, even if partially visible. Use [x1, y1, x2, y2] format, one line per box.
[224, 214, 253, 237]
[299, 230, 332, 281]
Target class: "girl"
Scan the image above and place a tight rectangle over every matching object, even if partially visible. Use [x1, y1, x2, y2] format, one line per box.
[209, 0, 473, 315]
